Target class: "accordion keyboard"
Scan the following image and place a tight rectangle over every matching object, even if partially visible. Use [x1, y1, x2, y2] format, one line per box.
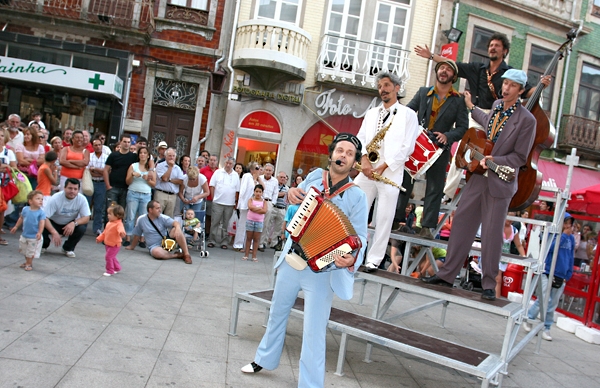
[287, 187, 321, 238]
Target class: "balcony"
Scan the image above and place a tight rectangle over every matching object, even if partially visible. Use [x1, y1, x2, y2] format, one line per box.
[232, 19, 311, 90]
[0, 0, 154, 40]
[558, 115, 600, 159]
[493, 0, 579, 27]
[316, 34, 410, 96]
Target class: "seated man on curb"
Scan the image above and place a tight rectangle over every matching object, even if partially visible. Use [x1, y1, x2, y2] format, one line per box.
[42, 178, 91, 258]
[125, 200, 192, 264]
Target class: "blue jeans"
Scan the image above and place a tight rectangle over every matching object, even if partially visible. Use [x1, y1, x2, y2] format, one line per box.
[528, 274, 567, 330]
[86, 180, 107, 233]
[125, 190, 151, 235]
[105, 187, 127, 225]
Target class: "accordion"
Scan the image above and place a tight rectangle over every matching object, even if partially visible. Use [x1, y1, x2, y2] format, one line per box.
[285, 186, 361, 272]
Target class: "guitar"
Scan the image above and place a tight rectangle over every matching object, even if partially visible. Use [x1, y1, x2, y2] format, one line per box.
[455, 127, 516, 182]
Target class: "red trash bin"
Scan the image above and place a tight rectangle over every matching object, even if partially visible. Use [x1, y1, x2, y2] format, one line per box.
[501, 263, 524, 298]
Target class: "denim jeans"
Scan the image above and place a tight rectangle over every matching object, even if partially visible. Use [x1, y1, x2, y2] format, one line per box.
[528, 274, 567, 330]
[105, 187, 127, 225]
[86, 180, 107, 233]
[125, 190, 151, 235]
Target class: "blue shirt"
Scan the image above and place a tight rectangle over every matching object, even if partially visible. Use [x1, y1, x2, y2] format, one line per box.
[21, 206, 46, 239]
[545, 233, 575, 281]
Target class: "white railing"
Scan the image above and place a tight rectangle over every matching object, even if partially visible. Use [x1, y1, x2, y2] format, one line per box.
[234, 19, 312, 72]
[316, 34, 411, 94]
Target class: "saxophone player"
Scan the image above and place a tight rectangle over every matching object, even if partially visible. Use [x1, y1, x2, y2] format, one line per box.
[356, 72, 420, 272]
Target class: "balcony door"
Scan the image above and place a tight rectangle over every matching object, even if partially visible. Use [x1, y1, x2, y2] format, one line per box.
[370, 0, 411, 74]
[323, 0, 363, 72]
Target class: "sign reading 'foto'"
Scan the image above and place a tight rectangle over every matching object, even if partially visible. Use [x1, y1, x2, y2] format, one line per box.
[0, 56, 124, 99]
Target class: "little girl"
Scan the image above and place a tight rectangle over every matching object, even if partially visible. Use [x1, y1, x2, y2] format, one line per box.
[10, 190, 46, 271]
[243, 184, 267, 262]
[96, 204, 126, 276]
[183, 208, 201, 243]
[37, 151, 58, 206]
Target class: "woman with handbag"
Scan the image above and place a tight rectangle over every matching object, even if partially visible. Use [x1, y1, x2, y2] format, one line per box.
[15, 126, 45, 189]
[0, 130, 18, 244]
[59, 130, 89, 189]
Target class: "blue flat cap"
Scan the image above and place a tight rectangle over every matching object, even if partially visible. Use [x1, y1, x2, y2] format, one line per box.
[501, 69, 528, 87]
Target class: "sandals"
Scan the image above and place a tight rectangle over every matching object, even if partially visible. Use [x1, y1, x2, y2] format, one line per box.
[252, 257, 258, 262]
[241, 256, 248, 261]
[0, 238, 8, 246]
[24, 265, 32, 271]
[207, 243, 215, 248]
[20, 263, 27, 268]
[221, 245, 228, 250]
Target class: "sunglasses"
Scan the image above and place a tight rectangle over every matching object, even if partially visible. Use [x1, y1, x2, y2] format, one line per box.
[39, 136, 45, 139]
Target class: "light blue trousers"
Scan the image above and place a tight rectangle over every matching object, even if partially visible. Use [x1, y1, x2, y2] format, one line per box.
[528, 274, 566, 330]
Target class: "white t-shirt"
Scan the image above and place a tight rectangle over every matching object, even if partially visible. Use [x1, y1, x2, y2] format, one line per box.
[0, 147, 16, 179]
[182, 173, 208, 204]
[209, 168, 240, 206]
[44, 192, 91, 225]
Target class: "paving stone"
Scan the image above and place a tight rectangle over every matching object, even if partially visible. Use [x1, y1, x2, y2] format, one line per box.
[0, 332, 91, 365]
[55, 366, 149, 388]
[0, 358, 70, 388]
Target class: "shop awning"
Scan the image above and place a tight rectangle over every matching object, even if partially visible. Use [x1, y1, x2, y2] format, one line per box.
[538, 159, 600, 197]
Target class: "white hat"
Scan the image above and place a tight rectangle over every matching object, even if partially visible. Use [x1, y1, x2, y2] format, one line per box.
[157, 141, 168, 149]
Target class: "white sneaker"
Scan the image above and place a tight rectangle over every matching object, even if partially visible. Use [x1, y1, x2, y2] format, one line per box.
[541, 330, 552, 341]
[103, 273, 112, 277]
[41, 248, 47, 254]
[523, 322, 532, 332]
[62, 250, 76, 258]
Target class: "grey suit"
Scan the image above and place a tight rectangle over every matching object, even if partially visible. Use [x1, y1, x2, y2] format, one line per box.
[396, 87, 469, 228]
[435, 100, 536, 290]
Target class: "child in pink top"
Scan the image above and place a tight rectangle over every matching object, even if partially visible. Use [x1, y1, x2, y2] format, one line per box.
[96, 204, 126, 276]
[243, 184, 267, 262]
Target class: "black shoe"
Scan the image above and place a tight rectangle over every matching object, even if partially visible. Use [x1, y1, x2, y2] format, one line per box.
[241, 361, 263, 373]
[138, 241, 147, 249]
[421, 275, 453, 287]
[258, 245, 265, 252]
[481, 289, 496, 300]
[122, 240, 131, 247]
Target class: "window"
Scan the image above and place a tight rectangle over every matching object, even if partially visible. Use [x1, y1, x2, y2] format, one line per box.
[526, 45, 555, 112]
[257, 0, 300, 24]
[370, 0, 411, 74]
[469, 27, 494, 65]
[593, 0, 600, 17]
[575, 63, 600, 121]
[323, 0, 363, 70]
[169, 0, 208, 11]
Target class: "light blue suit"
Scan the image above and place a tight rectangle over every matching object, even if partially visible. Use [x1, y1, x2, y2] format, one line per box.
[253, 168, 368, 388]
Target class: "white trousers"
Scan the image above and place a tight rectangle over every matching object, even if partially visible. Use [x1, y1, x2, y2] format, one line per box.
[233, 209, 248, 249]
[354, 174, 400, 267]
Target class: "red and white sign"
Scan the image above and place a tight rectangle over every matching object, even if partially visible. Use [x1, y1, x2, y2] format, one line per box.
[441, 42, 459, 61]
[240, 111, 281, 133]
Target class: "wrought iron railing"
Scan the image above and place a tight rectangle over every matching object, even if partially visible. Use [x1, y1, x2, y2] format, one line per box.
[559, 115, 600, 151]
[0, 0, 154, 32]
[316, 34, 410, 94]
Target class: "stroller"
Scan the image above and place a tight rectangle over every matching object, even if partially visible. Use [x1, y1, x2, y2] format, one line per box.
[180, 201, 209, 257]
[460, 256, 483, 291]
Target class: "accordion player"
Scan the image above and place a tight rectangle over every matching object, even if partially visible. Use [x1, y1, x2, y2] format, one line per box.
[285, 186, 362, 272]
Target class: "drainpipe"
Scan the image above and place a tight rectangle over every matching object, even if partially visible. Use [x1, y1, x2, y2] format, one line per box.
[119, 56, 134, 138]
[426, 0, 444, 86]
[226, 0, 242, 96]
[554, 19, 583, 149]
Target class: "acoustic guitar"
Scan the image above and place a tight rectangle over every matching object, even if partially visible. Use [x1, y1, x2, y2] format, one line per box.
[455, 127, 515, 182]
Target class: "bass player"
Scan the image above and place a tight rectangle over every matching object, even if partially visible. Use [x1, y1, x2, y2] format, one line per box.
[422, 69, 536, 301]
[240, 133, 368, 387]
[355, 71, 420, 272]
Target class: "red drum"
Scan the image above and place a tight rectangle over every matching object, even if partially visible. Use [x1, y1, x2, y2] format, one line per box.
[404, 127, 444, 180]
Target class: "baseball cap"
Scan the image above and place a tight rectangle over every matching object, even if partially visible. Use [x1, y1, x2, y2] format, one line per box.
[157, 141, 168, 149]
[501, 69, 527, 87]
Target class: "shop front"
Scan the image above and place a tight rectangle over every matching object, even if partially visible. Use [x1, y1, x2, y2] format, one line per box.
[0, 37, 128, 142]
[222, 88, 379, 177]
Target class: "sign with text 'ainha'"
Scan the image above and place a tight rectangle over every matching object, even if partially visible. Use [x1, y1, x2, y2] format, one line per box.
[0, 56, 124, 99]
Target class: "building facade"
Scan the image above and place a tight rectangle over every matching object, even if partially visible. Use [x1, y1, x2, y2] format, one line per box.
[217, 0, 440, 179]
[0, 0, 225, 158]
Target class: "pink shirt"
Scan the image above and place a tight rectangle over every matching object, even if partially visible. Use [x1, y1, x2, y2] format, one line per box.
[247, 199, 265, 222]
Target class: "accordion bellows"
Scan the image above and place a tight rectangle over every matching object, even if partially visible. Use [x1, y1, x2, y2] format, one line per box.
[287, 187, 362, 271]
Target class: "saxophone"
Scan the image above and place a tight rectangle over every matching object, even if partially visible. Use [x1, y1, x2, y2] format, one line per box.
[355, 108, 405, 191]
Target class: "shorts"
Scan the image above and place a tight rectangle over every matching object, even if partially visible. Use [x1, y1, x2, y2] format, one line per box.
[437, 257, 446, 263]
[246, 220, 264, 232]
[19, 236, 43, 259]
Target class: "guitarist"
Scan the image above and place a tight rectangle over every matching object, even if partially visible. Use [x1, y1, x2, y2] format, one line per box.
[423, 69, 536, 301]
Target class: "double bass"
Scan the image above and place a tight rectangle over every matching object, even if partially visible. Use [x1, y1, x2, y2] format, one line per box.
[508, 28, 578, 211]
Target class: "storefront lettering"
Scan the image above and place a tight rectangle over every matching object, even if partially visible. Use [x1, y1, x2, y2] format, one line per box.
[232, 86, 301, 105]
[315, 88, 378, 118]
[223, 130, 235, 160]
[0, 59, 67, 75]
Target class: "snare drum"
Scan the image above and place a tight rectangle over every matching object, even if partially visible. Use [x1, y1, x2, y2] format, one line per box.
[404, 127, 444, 180]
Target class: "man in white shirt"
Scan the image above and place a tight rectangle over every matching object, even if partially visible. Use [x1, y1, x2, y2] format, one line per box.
[28, 112, 46, 129]
[258, 164, 281, 251]
[42, 178, 91, 258]
[207, 157, 240, 249]
[88, 138, 109, 235]
[154, 148, 184, 218]
[6, 113, 24, 149]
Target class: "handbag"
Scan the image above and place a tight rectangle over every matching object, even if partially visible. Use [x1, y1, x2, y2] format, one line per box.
[1, 173, 19, 202]
[10, 167, 32, 204]
[82, 168, 94, 196]
[148, 216, 178, 252]
[27, 162, 38, 177]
